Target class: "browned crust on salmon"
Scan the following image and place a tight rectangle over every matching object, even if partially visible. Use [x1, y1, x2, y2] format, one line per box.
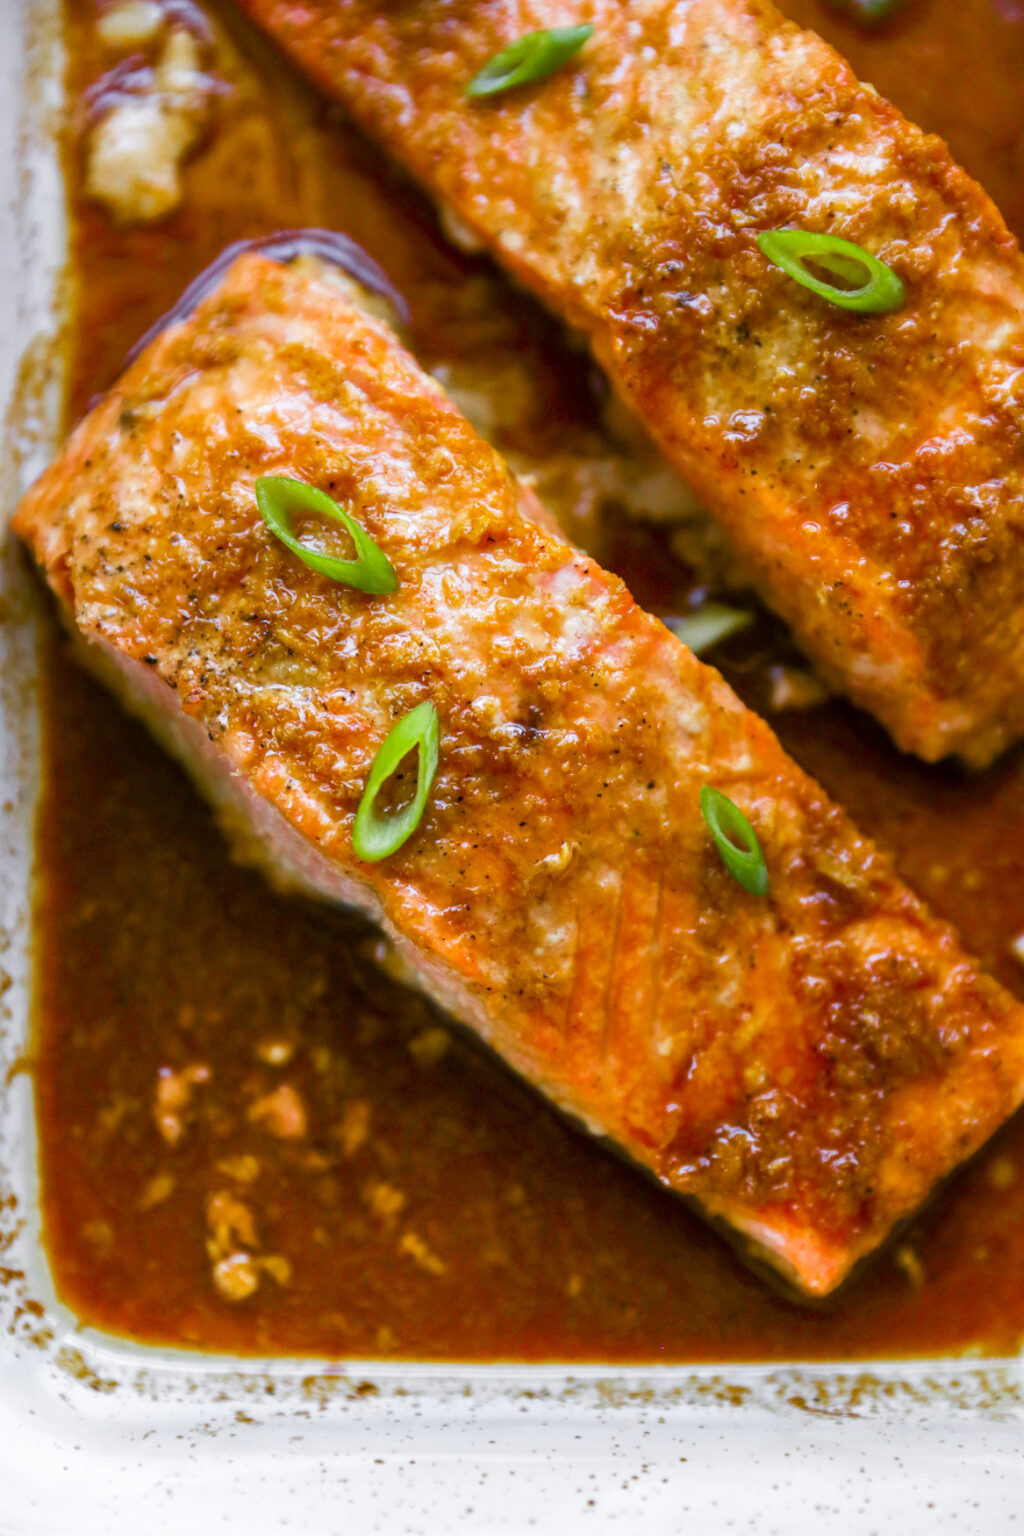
[16, 254, 1024, 1295]
[234, 0, 1024, 766]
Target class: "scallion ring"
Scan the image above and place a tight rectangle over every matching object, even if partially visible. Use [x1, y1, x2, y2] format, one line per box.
[255, 475, 398, 595]
[466, 25, 594, 99]
[756, 229, 905, 315]
[823, 0, 906, 25]
[352, 702, 440, 863]
[699, 785, 769, 897]
[664, 604, 752, 657]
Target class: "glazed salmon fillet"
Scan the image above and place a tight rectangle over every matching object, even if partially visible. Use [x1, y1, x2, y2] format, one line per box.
[235, 0, 1024, 767]
[16, 253, 1024, 1297]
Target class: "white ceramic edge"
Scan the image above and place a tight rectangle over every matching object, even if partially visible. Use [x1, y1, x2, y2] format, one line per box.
[0, 3, 1022, 1530]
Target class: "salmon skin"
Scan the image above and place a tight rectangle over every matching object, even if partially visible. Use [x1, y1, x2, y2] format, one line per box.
[233, 0, 1024, 768]
[16, 253, 1024, 1298]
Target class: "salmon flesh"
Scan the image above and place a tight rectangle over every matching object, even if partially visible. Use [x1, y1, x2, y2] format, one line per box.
[236, 0, 1024, 767]
[16, 254, 1024, 1297]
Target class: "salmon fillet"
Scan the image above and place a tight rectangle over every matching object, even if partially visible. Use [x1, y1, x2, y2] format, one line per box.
[16, 252, 1024, 1297]
[234, 0, 1024, 767]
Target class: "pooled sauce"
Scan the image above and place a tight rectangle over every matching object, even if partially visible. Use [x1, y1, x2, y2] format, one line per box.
[33, 0, 1024, 1360]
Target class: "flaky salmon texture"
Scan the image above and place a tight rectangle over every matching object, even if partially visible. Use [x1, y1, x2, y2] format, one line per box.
[16, 254, 1024, 1297]
[237, 0, 1024, 768]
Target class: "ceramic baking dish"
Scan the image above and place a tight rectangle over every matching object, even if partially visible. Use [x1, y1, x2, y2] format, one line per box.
[0, 4, 1021, 1529]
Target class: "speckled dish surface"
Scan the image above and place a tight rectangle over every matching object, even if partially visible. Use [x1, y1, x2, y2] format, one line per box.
[0, 3, 1022, 1530]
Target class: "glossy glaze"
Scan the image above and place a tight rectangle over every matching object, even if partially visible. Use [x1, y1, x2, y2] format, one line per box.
[26, 246, 1024, 1298]
[239, 0, 1024, 766]
[33, 0, 1024, 1359]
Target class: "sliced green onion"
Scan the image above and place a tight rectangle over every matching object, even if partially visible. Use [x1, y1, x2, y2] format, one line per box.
[353, 702, 440, 863]
[823, 0, 906, 25]
[699, 785, 769, 897]
[756, 229, 905, 315]
[466, 25, 594, 99]
[664, 604, 753, 657]
[255, 476, 398, 595]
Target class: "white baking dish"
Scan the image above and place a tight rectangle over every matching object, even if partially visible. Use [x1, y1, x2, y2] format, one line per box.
[0, 4, 1022, 1530]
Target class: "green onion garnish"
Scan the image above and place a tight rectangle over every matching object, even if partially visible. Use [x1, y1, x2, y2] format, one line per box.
[756, 229, 905, 315]
[699, 785, 769, 897]
[352, 702, 440, 863]
[255, 475, 398, 595]
[824, 0, 906, 25]
[466, 25, 594, 99]
[664, 604, 753, 657]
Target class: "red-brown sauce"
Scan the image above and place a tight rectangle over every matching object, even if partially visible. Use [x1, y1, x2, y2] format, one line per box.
[33, 0, 1024, 1360]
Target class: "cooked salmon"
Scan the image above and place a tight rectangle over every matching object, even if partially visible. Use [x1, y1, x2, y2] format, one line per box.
[16, 252, 1024, 1297]
[234, 0, 1024, 768]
